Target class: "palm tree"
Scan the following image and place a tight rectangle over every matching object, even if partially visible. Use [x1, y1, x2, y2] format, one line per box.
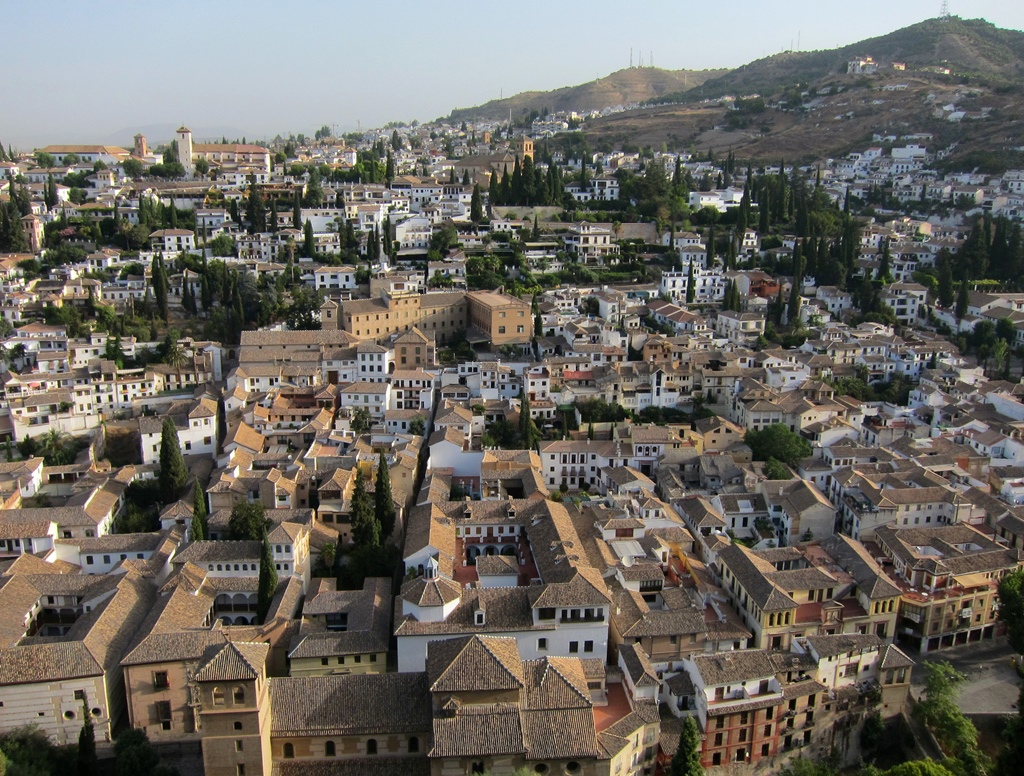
[164, 341, 188, 386]
[41, 428, 75, 466]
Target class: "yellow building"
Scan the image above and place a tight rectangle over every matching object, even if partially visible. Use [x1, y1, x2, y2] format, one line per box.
[339, 291, 465, 344]
[287, 578, 391, 677]
[466, 288, 532, 346]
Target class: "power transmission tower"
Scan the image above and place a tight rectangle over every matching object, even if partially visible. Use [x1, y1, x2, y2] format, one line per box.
[940, 0, 950, 20]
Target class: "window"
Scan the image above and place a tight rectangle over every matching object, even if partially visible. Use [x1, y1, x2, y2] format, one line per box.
[367, 739, 377, 755]
[237, 766, 245, 776]
[234, 721, 243, 731]
[569, 641, 579, 654]
[584, 640, 594, 653]
[74, 690, 86, 701]
[235, 740, 243, 752]
[212, 687, 225, 706]
[538, 638, 548, 650]
[498, 326, 506, 334]
[233, 686, 245, 705]
[283, 743, 294, 759]
[325, 741, 336, 757]
[714, 733, 723, 746]
[408, 736, 419, 753]
[153, 671, 169, 690]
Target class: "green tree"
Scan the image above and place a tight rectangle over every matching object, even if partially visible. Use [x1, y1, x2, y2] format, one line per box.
[351, 407, 372, 433]
[303, 219, 315, 258]
[880, 762, 958, 776]
[158, 418, 187, 504]
[228, 501, 267, 541]
[409, 416, 426, 436]
[668, 716, 704, 776]
[123, 157, 143, 179]
[745, 424, 812, 466]
[470, 183, 483, 223]
[685, 261, 695, 304]
[257, 532, 278, 622]
[955, 280, 970, 321]
[375, 452, 396, 541]
[44, 174, 57, 211]
[151, 255, 169, 321]
[191, 486, 208, 541]
[77, 697, 97, 776]
[998, 567, 1024, 655]
[764, 457, 791, 480]
[995, 682, 1024, 776]
[40, 428, 77, 466]
[245, 180, 266, 234]
[349, 469, 379, 547]
[518, 389, 540, 449]
[913, 661, 989, 776]
[104, 335, 126, 368]
[114, 728, 160, 775]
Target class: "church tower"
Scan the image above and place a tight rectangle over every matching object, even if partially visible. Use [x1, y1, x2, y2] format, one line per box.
[176, 126, 194, 172]
[194, 641, 273, 776]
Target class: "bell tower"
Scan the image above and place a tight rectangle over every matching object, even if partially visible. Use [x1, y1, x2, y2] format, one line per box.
[176, 126, 194, 171]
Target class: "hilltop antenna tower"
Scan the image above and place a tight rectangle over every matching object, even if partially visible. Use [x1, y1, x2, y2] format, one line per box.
[940, 0, 950, 20]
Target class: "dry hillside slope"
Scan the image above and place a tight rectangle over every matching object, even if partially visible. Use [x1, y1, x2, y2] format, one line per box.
[446, 67, 728, 123]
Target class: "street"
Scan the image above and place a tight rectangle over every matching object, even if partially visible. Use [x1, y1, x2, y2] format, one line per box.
[909, 636, 1021, 714]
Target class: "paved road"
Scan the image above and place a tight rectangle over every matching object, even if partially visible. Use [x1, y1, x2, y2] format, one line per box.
[908, 636, 1020, 714]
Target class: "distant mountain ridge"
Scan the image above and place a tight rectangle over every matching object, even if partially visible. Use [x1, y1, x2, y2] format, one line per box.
[446, 67, 728, 123]
[675, 17, 1024, 103]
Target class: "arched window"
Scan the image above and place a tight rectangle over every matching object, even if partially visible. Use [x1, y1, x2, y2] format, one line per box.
[233, 686, 245, 705]
[325, 741, 336, 757]
[283, 742, 294, 758]
[212, 687, 225, 706]
[408, 736, 419, 753]
[234, 721, 243, 731]
[366, 739, 378, 755]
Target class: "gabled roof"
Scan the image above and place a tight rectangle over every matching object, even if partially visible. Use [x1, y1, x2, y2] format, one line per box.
[194, 640, 268, 682]
[426, 634, 524, 693]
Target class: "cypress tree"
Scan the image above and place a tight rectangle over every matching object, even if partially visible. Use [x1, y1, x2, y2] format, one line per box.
[470, 184, 483, 223]
[955, 280, 970, 321]
[292, 191, 301, 229]
[77, 697, 97, 776]
[789, 243, 804, 323]
[158, 417, 187, 504]
[303, 219, 315, 258]
[668, 716, 704, 776]
[182, 277, 196, 314]
[488, 170, 500, 206]
[759, 190, 770, 234]
[375, 452, 396, 541]
[44, 174, 57, 211]
[257, 532, 278, 622]
[200, 274, 212, 312]
[192, 485, 208, 541]
[349, 469, 379, 547]
[685, 262, 695, 304]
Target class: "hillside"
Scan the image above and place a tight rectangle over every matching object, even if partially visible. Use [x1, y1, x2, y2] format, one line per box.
[673, 16, 1024, 102]
[446, 67, 728, 123]
[578, 17, 1024, 168]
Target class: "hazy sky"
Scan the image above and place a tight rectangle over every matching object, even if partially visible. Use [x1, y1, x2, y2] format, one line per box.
[4, 0, 1023, 149]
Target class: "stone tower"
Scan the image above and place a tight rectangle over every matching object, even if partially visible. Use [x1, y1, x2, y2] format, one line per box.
[133, 134, 147, 158]
[176, 126, 194, 171]
[194, 641, 273, 776]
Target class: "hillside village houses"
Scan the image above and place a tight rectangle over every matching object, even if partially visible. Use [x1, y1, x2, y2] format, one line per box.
[4, 117, 1024, 776]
